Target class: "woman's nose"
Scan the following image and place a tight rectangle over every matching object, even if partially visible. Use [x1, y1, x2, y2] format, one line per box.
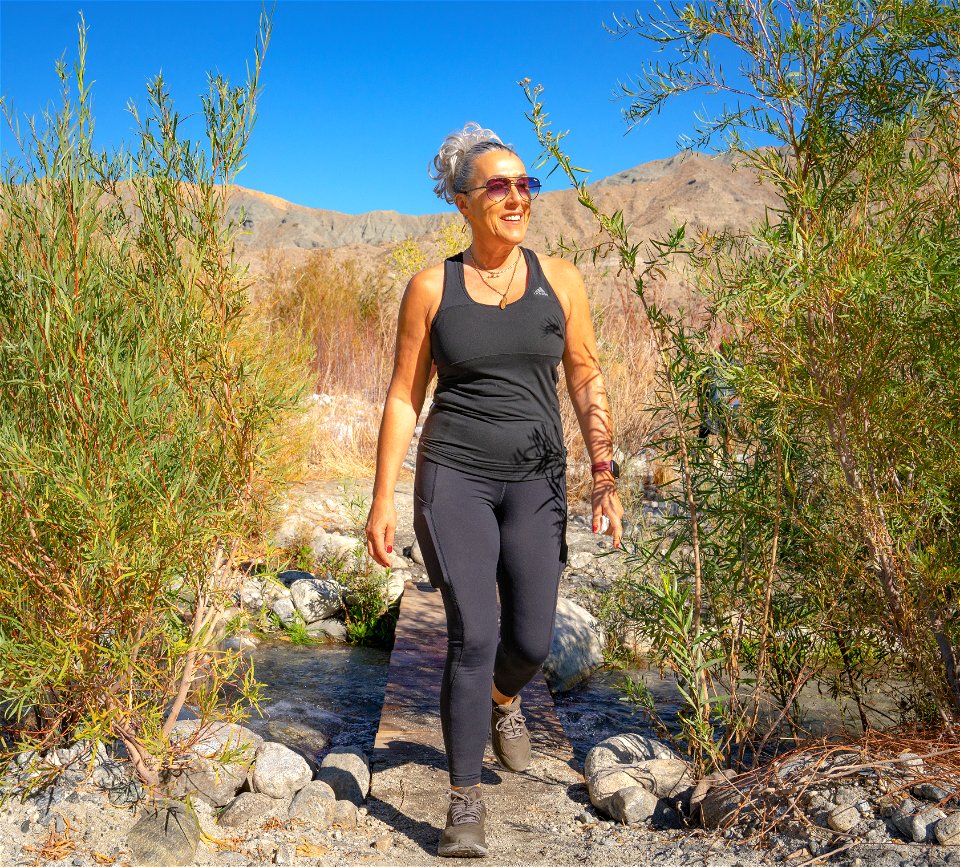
[503, 181, 523, 205]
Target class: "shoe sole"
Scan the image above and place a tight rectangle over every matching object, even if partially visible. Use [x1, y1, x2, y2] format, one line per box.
[438, 842, 489, 858]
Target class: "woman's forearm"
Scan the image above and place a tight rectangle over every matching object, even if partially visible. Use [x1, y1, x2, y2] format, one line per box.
[372, 393, 420, 504]
[567, 368, 614, 465]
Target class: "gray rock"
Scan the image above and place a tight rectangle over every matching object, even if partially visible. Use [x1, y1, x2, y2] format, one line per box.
[566, 551, 595, 572]
[270, 595, 297, 626]
[607, 786, 660, 824]
[332, 799, 359, 828]
[700, 778, 747, 830]
[827, 803, 862, 833]
[164, 720, 262, 807]
[587, 757, 692, 812]
[92, 759, 131, 790]
[913, 782, 951, 803]
[627, 758, 694, 799]
[218, 792, 287, 828]
[290, 578, 342, 623]
[687, 769, 736, 822]
[409, 538, 424, 566]
[278, 569, 314, 586]
[221, 632, 260, 651]
[543, 597, 605, 691]
[584, 734, 678, 781]
[892, 801, 945, 842]
[288, 781, 336, 828]
[935, 812, 960, 845]
[832, 784, 867, 807]
[168, 719, 264, 759]
[384, 570, 407, 605]
[897, 751, 924, 769]
[322, 533, 360, 559]
[316, 747, 370, 806]
[252, 742, 312, 800]
[308, 528, 329, 558]
[274, 841, 297, 865]
[126, 801, 200, 867]
[163, 757, 246, 807]
[240, 578, 265, 612]
[305, 619, 348, 641]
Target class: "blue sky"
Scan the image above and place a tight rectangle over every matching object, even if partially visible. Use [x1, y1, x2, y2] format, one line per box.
[1, 1, 749, 215]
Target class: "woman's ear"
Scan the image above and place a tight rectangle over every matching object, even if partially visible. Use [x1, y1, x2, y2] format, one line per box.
[454, 192, 470, 219]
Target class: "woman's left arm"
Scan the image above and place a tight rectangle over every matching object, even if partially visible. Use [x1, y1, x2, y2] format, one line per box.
[548, 258, 624, 548]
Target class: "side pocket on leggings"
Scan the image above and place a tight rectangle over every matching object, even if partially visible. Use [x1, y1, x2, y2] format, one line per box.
[559, 473, 569, 571]
[415, 509, 450, 590]
[412, 460, 449, 590]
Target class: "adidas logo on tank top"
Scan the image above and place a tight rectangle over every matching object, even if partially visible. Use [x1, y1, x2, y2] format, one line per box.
[533, 286, 549, 297]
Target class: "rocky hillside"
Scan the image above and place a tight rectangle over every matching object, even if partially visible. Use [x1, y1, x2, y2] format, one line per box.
[232, 151, 778, 258]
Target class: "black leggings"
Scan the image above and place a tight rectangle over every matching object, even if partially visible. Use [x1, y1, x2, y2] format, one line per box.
[413, 456, 567, 788]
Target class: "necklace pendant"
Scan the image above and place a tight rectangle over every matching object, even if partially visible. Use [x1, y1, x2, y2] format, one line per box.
[499, 296, 507, 309]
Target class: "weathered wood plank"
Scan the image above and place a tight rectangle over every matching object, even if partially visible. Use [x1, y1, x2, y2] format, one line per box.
[374, 580, 573, 762]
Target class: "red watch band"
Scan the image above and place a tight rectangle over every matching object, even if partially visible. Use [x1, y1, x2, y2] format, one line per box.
[591, 460, 612, 474]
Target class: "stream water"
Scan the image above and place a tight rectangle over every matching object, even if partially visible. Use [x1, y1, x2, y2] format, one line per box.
[246, 640, 677, 766]
[247, 638, 902, 769]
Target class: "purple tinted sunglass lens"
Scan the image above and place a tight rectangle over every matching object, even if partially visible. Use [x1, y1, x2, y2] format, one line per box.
[484, 179, 511, 201]
[484, 177, 542, 201]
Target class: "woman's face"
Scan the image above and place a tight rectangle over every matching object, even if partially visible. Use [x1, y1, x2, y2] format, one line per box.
[455, 150, 531, 249]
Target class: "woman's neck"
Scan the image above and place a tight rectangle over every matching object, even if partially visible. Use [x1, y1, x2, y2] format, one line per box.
[467, 240, 519, 272]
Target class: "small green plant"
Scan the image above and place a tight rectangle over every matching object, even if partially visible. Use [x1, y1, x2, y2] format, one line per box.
[318, 548, 397, 649]
[284, 616, 318, 647]
[341, 483, 371, 535]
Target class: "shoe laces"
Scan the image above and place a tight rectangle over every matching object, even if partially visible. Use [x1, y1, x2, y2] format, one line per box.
[494, 705, 527, 740]
[450, 788, 484, 825]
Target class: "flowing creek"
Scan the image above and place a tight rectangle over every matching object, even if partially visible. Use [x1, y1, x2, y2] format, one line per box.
[246, 640, 902, 767]
[246, 640, 677, 766]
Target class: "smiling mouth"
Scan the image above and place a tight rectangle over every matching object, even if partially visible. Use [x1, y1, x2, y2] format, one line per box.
[502, 215, 523, 222]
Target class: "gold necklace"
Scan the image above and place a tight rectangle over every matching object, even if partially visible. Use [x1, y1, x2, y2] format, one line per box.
[467, 247, 517, 278]
[467, 249, 521, 309]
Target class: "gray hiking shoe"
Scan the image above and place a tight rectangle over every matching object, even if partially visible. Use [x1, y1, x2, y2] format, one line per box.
[438, 785, 488, 858]
[491, 695, 531, 773]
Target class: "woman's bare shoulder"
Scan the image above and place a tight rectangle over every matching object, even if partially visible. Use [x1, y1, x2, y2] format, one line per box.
[403, 262, 445, 323]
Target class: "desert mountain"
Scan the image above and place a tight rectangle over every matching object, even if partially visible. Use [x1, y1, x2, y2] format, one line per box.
[232, 151, 776, 254]
[234, 151, 780, 310]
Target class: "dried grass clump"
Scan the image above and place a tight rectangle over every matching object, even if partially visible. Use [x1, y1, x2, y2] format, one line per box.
[301, 394, 381, 480]
[254, 250, 399, 404]
[711, 727, 960, 855]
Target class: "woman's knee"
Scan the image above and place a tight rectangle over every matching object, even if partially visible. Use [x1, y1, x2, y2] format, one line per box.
[450, 625, 500, 669]
[499, 630, 553, 672]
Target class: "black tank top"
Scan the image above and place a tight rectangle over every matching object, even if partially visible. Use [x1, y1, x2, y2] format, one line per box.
[418, 247, 566, 481]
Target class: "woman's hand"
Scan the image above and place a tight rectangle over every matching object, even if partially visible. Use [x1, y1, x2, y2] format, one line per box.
[366, 497, 397, 568]
[591, 473, 624, 549]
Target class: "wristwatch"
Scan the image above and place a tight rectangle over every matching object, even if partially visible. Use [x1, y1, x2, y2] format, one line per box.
[591, 459, 621, 479]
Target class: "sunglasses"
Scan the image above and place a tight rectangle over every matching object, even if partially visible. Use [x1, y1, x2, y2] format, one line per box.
[460, 176, 541, 202]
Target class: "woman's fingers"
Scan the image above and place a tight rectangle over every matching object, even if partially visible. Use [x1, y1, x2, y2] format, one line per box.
[365, 503, 396, 568]
[592, 486, 624, 548]
[592, 502, 604, 534]
[609, 509, 623, 549]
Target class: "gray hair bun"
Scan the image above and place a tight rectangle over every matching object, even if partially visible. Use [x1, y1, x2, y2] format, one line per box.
[429, 122, 517, 204]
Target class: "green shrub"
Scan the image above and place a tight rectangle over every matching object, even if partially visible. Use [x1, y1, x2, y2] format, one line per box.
[0, 15, 306, 786]
[524, 0, 960, 771]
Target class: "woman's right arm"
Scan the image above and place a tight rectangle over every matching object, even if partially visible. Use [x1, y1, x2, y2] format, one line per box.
[365, 267, 440, 567]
